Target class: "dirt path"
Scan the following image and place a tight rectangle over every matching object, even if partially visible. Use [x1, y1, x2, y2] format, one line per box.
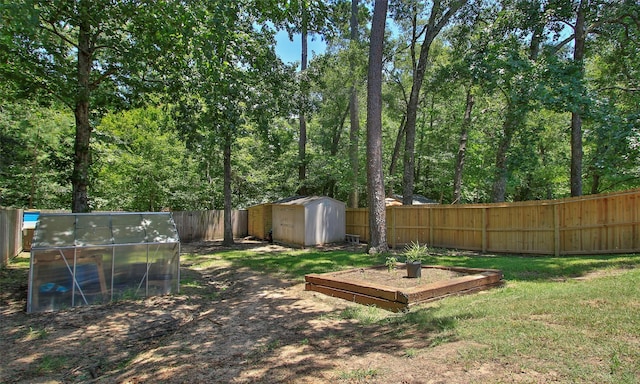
[1, 241, 512, 384]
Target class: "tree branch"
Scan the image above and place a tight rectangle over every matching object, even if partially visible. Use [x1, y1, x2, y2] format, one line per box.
[597, 86, 640, 93]
[549, 34, 575, 54]
[39, 21, 78, 49]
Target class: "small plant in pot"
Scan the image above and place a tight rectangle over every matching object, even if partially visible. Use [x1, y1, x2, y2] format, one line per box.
[403, 241, 428, 278]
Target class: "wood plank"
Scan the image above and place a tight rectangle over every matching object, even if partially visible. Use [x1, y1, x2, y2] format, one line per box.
[403, 273, 503, 303]
[424, 265, 502, 275]
[305, 273, 402, 302]
[407, 281, 505, 307]
[305, 283, 407, 312]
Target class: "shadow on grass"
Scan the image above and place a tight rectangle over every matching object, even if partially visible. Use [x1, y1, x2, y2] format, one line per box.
[184, 241, 640, 283]
[184, 245, 389, 280]
[421, 250, 640, 281]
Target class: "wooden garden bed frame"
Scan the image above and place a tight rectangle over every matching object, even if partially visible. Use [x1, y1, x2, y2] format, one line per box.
[305, 265, 504, 312]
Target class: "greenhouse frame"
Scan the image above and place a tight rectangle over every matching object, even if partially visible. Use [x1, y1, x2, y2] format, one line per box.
[27, 212, 180, 313]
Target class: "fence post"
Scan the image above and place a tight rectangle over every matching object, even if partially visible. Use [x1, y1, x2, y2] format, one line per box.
[482, 207, 487, 253]
[0, 208, 23, 266]
[429, 207, 434, 247]
[0, 209, 6, 266]
[391, 206, 396, 249]
[554, 204, 560, 256]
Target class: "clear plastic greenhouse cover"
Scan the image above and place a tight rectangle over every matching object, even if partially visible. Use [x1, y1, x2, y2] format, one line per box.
[27, 212, 180, 313]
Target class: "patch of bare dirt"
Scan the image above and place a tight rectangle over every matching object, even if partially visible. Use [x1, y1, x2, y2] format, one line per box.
[0, 240, 526, 383]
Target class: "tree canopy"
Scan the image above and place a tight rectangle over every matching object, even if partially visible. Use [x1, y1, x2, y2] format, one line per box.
[1, 0, 638, 216]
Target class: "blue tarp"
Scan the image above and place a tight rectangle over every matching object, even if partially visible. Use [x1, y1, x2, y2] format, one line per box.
[23, 211, 40, 230]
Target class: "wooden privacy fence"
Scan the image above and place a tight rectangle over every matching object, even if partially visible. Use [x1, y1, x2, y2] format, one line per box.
[0, 209, 248, 265]
[172, 210, 248, 242]
[0, 207, 23, 266]
[347, 189, 640, 256]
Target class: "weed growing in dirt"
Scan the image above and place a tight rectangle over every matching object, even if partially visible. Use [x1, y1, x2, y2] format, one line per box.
[37, 355, 67, 373]
[337, 367, 379, 381]
[339, 305, 387, 325]
[180, 277, 202, 288]
[403, 348, 419, 358]
[115, 357, 134, 370]
[26, 326, 48, 340]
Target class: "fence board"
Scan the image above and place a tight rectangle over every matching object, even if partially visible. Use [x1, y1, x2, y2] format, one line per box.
[346, 208, 369, 239]
[346, 189, 640, 255]
[1, 209, 249, 262]
[0, 208, 23, 266]
[172, 210, 248, 242]
[248, 204, 272, 240]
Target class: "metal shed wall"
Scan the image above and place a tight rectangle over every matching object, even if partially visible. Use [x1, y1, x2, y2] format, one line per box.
[272, 203, 305, 246]
[272, 196, 346, 247]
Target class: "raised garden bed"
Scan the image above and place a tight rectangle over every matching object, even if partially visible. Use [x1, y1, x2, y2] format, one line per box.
[305, 265, 504, 312]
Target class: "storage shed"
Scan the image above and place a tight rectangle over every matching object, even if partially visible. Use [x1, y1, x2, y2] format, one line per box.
[271, 196, 346, 247]
[27, 212, 180, 313]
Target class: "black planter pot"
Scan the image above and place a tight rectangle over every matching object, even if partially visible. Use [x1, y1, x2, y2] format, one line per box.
[406, 261, 422, 278]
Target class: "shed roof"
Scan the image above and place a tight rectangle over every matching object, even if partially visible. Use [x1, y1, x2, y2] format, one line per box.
[390, 194, 438, 205]
[272, 196, 346, 206]
[32, 212, 180, 249]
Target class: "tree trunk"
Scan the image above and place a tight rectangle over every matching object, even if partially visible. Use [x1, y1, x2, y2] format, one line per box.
[222, 136, 234, 246]
[402, 78, 421, 205]
[488, 3, 546, 203]
[325, 103, 349, 197]
[570, 113, 583, 196]
[491, 106, 518, 203]
[387, 115, 406, 196]
[453, 87, 473, 204]
[72, 2, 92, 213]
[366, 0, 388, 254]
[331, 103, 349, 155]
[401, 0, 467, 205]
[570, 0, 587, 197]
[348, 0, 360, 208]
[415, 96, 434, 189]
[590, 170, 600, 195]
[29, 127, 40, 209]
[297, 9, 309, 195]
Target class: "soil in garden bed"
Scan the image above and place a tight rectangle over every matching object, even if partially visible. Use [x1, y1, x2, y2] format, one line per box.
[328, 265, 465, 289]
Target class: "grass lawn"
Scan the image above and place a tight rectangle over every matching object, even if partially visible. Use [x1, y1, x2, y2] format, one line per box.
[184, 247, 640, 383]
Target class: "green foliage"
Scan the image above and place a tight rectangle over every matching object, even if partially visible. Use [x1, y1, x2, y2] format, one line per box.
[92, 106, 210, 211]
[26, 326, 48, 340]
[402, 241, 428, 263]
[385, 255, 398, 272]
[0, 101, 73, 208]
[1, 0, 639, 210]
[337, 368, 379, 381]
[340, 305, 388, 325]
[234, 121, 299, 207]
[37, 355, 67, 373]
